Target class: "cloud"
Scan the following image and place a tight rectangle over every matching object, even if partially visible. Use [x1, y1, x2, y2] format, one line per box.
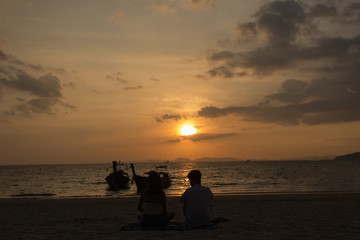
[123, 85, 143, 91]
[0, 49, 75, 120]
[63, 82, 76, 89]
[168, 138, 181, 143]
[236, 22, 258, 42]
[153, 3, 177, 14]
[0, 50, 25, 66]
[27, 64, 46, 71]
[0, 72, 62, 98]
[15, 97, 26, 102]
[0, 118, 10, 123]
[308, 3, 337, 19]
[182, 57, 202, 63]
[11, 97, 75, 118]
[184, 133, 236, 142]
[114, 9, 124, 18]
[197, 0, 360, 126]
[60, 101, 76, 110]
[106, 74, 128, 84]
[207, 65, 248, 78]
[91, 89, 114, 95]
[255, 0, 306, 45]
[181, 0, 216, 9]
[206, 1, 360, 75]
[152, 0, 215, 14]
[49, 67, 67, 75]
[1, 50, 67, 75]
[150, 77, 159, 82]
[198, 72, 360, 125]
[341, 2, 360, 24]
[0, 50, 8, 60]
[15, 98, 59, 116]
[194, 74, 205, 79]
[156, 114, 182, 123]
[208, 66, 234, 78]
[168, 133, 237, 143]
[106, 72, 128, 84]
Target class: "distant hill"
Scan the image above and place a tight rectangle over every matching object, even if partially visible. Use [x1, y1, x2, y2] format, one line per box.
[286, 155, 335, 161]
[194, 157, 242, 162]
[333, 152, 360, 162]
[172, 157, 192, 163]
[170, 157, 243, 162]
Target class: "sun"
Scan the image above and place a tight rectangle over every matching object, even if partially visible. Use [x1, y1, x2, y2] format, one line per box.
[180, 124, 197, 136]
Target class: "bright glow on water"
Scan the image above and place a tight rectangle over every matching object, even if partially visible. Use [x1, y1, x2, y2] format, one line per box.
[0, 161, 359, 198]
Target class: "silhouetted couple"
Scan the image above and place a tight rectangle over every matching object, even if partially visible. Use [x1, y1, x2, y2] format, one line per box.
[137, 170, 214, 228]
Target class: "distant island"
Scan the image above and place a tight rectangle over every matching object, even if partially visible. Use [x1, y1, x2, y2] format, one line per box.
[171, 157, 241, 163]
[142, 152, 360, 163]
[333, 152, 360, 162]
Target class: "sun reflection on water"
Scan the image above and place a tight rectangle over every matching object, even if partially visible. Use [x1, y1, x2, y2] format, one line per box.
[165, 162, 201, 196]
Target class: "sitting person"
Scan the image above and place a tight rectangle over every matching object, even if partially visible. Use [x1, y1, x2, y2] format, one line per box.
[180, 170, 214, 227]
[137, 171, 174, 227]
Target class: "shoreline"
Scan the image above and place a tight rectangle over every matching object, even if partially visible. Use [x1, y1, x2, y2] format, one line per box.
[1, 191, 360, 201]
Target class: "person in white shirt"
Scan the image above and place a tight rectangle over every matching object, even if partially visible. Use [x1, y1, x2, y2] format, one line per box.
[180, 170, 214, 227]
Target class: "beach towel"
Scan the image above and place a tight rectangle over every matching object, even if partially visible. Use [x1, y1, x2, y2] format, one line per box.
[120, 217, 229, 231]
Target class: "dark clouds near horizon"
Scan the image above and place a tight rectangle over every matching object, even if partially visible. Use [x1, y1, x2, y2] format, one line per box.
[168, 132, 237, 143]
[0, 50, 74, 120]
[198, 0, 360, 126]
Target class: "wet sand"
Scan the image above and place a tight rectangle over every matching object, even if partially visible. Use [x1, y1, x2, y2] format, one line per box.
[0, 193, 359, 240]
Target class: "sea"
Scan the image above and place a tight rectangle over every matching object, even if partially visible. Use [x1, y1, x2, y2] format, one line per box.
[0, 160, 359, 199]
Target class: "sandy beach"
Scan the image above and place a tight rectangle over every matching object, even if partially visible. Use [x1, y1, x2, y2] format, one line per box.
[0, 193, 359, 240]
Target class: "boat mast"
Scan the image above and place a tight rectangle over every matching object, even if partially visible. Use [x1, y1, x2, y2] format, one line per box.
[130, 163, 136, 179]
[112, 161, 117, 173]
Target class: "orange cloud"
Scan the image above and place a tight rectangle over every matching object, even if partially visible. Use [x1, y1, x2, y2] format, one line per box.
[153, 3, 177, 14]
[181, 0, 216, 10]
[113, 9, 124, 18]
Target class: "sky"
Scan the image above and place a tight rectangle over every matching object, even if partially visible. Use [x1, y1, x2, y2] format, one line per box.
[1, 0, 360, 165]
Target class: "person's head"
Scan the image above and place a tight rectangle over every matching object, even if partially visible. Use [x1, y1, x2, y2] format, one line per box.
[147, 171, 163, 194]
[187, 170, 201, 186]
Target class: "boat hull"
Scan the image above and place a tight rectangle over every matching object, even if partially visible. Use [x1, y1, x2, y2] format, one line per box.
[105, 172, 130, 190]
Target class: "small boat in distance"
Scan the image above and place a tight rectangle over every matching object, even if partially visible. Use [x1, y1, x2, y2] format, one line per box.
[105, 161, 130, 190]
[130, 163, 171, 192]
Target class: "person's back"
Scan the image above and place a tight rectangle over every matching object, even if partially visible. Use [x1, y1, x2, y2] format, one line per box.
[137, 171, 174, 227]
[180, 170, 213, 227]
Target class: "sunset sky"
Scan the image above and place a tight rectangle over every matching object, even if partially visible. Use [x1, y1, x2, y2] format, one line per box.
[1, 0, 360, 165]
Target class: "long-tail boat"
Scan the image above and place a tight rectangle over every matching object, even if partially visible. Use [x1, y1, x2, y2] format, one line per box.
[130, 163, 171, 192]
[105, 161, 130, 190]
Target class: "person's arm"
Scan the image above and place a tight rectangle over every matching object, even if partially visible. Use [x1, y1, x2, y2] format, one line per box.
[161, 192, 167, 216]
[180, 189, 187, 202]
[180, 190, 187, 216]
[209, 188, 214, 200]
[137, 192, 144, 212]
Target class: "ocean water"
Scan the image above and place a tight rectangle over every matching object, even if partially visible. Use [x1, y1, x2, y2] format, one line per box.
[0, 160, 359, 199]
